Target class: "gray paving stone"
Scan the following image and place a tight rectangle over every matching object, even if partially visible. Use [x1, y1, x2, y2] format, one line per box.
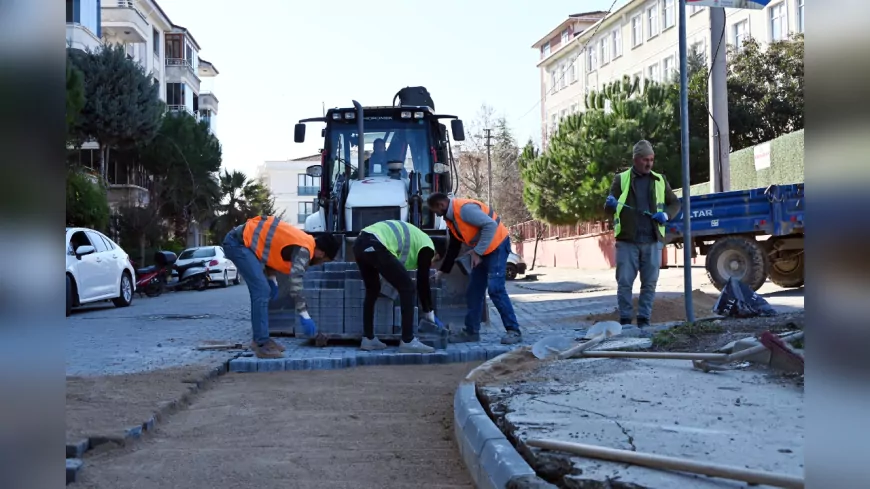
[125, 425, 143, 439]
[478, 439, 537, 489]
[66, 458, 84, 484]
[66, 439, 89, 459]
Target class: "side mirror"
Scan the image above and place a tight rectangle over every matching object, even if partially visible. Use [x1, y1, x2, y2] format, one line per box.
[75, 245, 95, 258]
[321, 128, 326, 137]
[306, 164, 322, 178]
[451, 119, 466, 142]
[294, 123, 306, 143]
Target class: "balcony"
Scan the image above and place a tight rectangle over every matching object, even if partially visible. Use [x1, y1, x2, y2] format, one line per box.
[165, 58, 201, 93]
[166, 105, 196, 118]
[101, 0, 149, 43]
[298, 186, 318, 196]
[66, 23, 102, 52]
[106, 158, 152, 209]
[198, 92, 219, 114]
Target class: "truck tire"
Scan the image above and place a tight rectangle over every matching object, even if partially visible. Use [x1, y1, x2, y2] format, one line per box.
[705, 236, 769, 292]
[767, 250, 804, 288]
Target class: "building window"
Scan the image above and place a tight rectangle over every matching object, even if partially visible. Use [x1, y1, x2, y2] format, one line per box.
[647, 5, 660, 39]
[733, 20, 749, 51]
[561, 28, 569, 46]
[631, 15, 643, 47]
[570, 103, 578, 113]
[152, 28, 160, 55]
[550, 69, 557, 92]
[586, 46, 598, 72]
[647, 63, 660, 83]
[166, 83, 186, 107]
[542, 41, 551, 57]
[663, 55, 675, 79]
[166, 34, 183, 59]
[663, 0, 675, 29]
[559, 63, 567, 89]
[691, 41, 706, 63]
[549, 114, 557, 137]
[770, 3, 786, 41]
[691, 5, 704, 15]
[600, 37, 610, 65]
[797, 0, 804, 33]
[298, 202, 315, 224]
[612, 28, 623, 58]
[560, 109, 568, 121]
[298, 174, 320, 195]
[633, 71, 643, 85]
[568, 58, 577, 84]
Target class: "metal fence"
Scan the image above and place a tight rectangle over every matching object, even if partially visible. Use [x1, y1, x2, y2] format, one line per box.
[510, 219, 612, 241]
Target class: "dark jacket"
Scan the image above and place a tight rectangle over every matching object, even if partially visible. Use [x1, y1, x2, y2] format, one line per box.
[604, 169, 682, 242]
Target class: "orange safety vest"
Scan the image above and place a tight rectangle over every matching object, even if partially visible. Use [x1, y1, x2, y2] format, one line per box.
[445, 198, 510, 256]
[242, 216, 315, 275]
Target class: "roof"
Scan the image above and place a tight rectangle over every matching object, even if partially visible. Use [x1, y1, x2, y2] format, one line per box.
[146, 0, 173, 29]
[198, 58, 220, 76]
[169, 23, 201, 51]
[291, 154, 322, 161]
[530, 11, 608, 48]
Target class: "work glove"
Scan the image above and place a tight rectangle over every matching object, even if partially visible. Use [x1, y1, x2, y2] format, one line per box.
[268, 277, 279, 301]
[651, 212, 669, 224]
[298, 313, 317, 336]
[604, 195, 618, 209]
[423, 310, 446, 329]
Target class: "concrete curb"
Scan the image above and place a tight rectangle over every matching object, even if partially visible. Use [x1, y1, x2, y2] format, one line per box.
[228, 345, 516, 373]
[64, 358, 238, 485]
[453, 361, 558, 489]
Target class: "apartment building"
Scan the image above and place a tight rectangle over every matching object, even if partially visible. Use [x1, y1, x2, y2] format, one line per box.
[66, 0, 220, 213]
[257, 155, 323, 229]
[534, 0, 805, 148]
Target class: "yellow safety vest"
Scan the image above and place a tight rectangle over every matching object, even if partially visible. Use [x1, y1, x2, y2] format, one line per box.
[613, 169, 666, 239]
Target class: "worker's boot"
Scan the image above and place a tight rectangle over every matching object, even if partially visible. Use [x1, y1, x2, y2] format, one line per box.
[250, 341, 283, 359]
[360, 336, 388, 351]
[619, 318, 633, 326]
[636, 317, 651, 328]
[399, 337, 435, 354]
[448, 330, 480, 343]
[266, 338, 286, 352]
[500, 330, 522, 345]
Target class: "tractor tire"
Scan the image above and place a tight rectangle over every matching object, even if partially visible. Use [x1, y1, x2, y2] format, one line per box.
[767, 250, 804, 288]
[705, 236, 769, 292]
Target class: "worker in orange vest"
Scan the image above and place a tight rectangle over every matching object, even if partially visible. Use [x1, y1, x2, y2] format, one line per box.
[426, 192, 522, 345]
[222, 216, 341, 359]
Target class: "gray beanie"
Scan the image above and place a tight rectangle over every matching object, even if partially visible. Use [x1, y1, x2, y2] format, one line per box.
[633, 140, 654, 158]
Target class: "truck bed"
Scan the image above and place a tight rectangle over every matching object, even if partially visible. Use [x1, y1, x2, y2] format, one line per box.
[665, 183, 805, 244]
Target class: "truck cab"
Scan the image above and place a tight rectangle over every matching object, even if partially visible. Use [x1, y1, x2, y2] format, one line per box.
[294, 102, 465, 237]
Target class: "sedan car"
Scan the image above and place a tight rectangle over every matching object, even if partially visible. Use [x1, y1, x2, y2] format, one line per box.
[506, 252, 527, 280]
[66, 227, 136, 316]
[174, 246, 240, 288]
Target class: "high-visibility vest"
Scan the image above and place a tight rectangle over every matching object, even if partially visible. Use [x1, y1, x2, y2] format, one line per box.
[445, 198, 510, 256]
[242, 216, 315, 275]
[362, 220, 434, 270]
[614, 170, 666, 239]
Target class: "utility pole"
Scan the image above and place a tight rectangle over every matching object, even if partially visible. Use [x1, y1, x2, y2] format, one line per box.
[708, 7, 731, 192]
[483, 128, 493, 207]
[678, 0, 694, 323]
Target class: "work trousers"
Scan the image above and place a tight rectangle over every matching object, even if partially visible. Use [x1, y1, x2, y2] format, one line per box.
[615, 240, 663, 321]
[353, 232, 432, 343]
[464, 237, 521, 334]
[222, 227, 271, 345]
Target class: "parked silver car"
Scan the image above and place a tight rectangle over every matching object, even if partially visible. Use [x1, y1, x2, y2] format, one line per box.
[506, 252, 527, 280]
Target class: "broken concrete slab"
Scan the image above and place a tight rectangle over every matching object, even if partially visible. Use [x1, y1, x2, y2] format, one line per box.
[479, 357, 804, 488]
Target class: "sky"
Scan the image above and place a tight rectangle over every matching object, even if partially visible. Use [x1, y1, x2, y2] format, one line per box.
[158, 0, 617, 177]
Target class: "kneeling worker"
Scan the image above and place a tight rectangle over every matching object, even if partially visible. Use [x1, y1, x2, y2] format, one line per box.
[353, 219, 446, 353]
[223, 216, 341, 359]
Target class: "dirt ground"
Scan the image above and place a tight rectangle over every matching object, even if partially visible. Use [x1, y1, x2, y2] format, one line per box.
[650, 310, 804, 353]
[72, 362, 479, 489]
[67, 365, 214, 443]
[582, 289, 720, 323]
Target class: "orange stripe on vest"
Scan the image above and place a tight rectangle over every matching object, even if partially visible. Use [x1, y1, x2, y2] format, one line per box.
[242, 216, 315, 275]
[445, 198, 509, 256]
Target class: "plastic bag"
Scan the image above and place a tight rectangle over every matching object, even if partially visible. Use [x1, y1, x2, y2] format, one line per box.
[713, 277, 778, 318]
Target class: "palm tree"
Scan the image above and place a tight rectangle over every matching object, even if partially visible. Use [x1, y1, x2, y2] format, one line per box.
[211, 169, 280, 239]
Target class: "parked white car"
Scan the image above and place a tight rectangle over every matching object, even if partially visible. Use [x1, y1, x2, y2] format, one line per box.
[506, 252, 527, 281]
[66, 227, 136, 316]
[174, 246, 240, 288]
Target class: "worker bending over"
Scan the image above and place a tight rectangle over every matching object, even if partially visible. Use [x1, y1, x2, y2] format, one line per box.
[223, 216, 340, 359]
[353, 219, 446, 353]
[427, 193, 522, 345]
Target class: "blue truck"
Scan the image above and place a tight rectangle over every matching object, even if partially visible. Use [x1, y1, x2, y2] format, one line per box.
[664, 183, 805, 292]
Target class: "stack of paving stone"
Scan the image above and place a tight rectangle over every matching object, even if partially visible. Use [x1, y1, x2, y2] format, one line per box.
[299, 262, 447, 348]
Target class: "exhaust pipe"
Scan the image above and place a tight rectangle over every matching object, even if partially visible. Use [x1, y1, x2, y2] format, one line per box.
[352, 100, 364, 178]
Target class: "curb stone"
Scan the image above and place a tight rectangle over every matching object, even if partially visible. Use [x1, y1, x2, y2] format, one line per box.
[454, 376, 557, 489]
[64, 358, 238, 485]
[228, 345, 515, 373]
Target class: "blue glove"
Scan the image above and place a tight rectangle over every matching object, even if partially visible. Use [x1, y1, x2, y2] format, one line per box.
[268, 278, 279, 301]
[604, 195, 618, 209]
[651, 212, 668, 224]
[298, 315, 317, 336]
[433, 315, 446, 329]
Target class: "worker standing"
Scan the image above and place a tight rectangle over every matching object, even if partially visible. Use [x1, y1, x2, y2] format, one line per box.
[353, 220, 446, 353]
[604, 140, 682, 327]
[222, 216, 341, 358]
[426, 193, 522, 345]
